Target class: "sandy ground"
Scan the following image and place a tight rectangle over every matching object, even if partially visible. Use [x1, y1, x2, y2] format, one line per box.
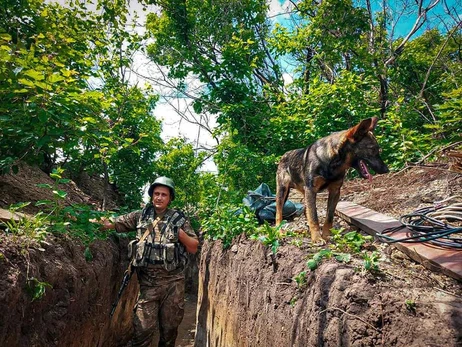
[176, 294, 197, 347]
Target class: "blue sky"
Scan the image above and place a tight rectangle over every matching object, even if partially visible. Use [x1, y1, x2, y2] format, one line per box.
[272, 0, 460, 38]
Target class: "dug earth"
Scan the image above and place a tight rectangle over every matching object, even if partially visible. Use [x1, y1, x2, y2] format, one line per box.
[0, 163, 461, 346]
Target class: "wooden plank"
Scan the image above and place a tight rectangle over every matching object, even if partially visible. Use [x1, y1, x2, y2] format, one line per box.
[0, 208, 26, 223]
[336, 201, 462, 281]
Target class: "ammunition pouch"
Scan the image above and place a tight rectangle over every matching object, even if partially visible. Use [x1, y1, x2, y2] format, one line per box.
[163, 243, 179, 272]
[131, 240, 181, 271]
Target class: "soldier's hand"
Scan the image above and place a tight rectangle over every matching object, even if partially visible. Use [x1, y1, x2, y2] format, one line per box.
[89, 217, 114, 231]
[169, 210, 186, 228]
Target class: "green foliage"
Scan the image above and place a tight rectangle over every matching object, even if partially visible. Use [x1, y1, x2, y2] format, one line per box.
[331, 228, 373, 253]
[0, 0, 460, 251]
[2, 203, 48, 244]
[293, 271, 307, 288]
[34, 168, 112, 244]
[0, 0, 106, 170]
[153, 138, 207, 209]
[307, 249, 334, 271]
[289, 296, 298, 307]
[306, 228, 378, 271]
[0, 0, 163, 210]
[405, 299, 417, 313]
[214, 136, 280, 196]
[84, 247, 93, 262]
[26, 277, 52, 302]
[426, 88, 462, 143]
[249, 221, 284, 254]
[201, 205, 258, 249]
[363, 251, 381, 272]
[144, 0, 460, 196]
[2, 168, 113, 251]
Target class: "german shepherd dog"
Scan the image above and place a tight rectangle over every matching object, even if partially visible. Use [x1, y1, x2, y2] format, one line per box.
[275, 117, 389, 242]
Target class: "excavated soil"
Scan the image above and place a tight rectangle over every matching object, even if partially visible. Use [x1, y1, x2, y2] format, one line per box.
[0, 163, 461, 346]
[195, 166, 462, 347]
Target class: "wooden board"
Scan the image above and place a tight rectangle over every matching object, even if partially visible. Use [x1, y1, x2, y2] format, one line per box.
[336, 201, 462, 281]
[0, 208, 26, 223]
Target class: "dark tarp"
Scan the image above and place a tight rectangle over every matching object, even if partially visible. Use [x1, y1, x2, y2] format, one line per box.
[243, 183, 304, 223]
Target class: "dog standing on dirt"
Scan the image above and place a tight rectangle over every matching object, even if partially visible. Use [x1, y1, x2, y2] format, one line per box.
[275, 117, 389, 242]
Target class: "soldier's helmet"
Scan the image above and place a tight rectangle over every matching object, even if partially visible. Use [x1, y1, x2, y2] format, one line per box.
[148, 176, 176, 201]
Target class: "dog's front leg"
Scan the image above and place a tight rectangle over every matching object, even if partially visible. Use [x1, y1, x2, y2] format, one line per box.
[304, 187, 323, 242]
[275, 181, 290, 226]
[322, 181, 342, 239]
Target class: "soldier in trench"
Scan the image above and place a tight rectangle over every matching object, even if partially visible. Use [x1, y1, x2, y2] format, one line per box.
[100, 176, 199, 347]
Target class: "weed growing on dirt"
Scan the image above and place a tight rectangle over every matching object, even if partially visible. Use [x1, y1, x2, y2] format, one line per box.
[249, 221, 284, 254]
[84, 246, 93, 261]
[35, 168, 110, 241]
[1, 168, 115, 252]
[362, 251, 380, 272]
[307, 248, 352, 270]
[2, 202, 48, 244]
[289, 295, 298, 307]
[289, 238, 303, 247]
[293, 271, 307, 288]
[331, 228, 373, 253]
[26, 277, 52, 302]
[405, 299, 417, 313]
[306, 228, 380, 272]
[201, 205, 259, 248]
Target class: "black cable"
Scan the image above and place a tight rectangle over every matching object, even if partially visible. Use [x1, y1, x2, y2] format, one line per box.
[377, 202, 462, 249]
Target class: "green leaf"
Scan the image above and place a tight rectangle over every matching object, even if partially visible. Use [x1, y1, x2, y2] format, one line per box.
[18, 78, 35, 87]
[57, 178, 71, 184]
[53, 190, 67, 199]
[23, 69, 45, 81]
[37, 136, 51, 148]
[48, 74, 65, 83]
[84, 247, 93, 261]
[9, 201, 31, 210]
[307, 259, 318, 271]
[35, 200, 53, 206]
[0, 33, 12, 41]
[334, 253, 351, 263]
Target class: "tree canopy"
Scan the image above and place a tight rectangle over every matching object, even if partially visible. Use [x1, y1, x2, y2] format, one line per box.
[1, 0, 460, 211]
[144, 0, 461, 197]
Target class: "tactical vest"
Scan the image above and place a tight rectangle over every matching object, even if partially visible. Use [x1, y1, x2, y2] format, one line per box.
[128, 206, 188, 272]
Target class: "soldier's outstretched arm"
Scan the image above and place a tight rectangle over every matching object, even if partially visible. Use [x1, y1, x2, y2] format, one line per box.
[179, 229, 199, 254]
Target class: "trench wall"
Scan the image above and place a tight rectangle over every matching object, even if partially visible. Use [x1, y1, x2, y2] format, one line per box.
[194, 235, 462, 347]
[0, 235, 136, 347]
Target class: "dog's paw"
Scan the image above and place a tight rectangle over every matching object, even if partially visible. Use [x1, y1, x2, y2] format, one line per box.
[310, 232, 326, 245]
[311, 238, 327, 246]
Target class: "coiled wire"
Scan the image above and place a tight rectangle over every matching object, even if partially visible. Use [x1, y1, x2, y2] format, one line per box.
[377, 196, 462, 249]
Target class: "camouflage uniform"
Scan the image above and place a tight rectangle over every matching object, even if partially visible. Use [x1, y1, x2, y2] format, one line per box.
[114, 204, 197, 347]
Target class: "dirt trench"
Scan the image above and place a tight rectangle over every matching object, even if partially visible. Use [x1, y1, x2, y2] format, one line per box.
[1, 164, 461, 346]
[1, 228, 461, 347]
[196, 235, 462, 347]
[0, 232, 199, 347]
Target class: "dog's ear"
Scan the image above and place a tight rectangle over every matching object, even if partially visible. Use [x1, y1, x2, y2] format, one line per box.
[345, 117, 377, 142]
[369, 117, 378, 131]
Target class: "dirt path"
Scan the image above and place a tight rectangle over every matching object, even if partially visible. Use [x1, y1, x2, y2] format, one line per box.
[176, 294, 197, 347]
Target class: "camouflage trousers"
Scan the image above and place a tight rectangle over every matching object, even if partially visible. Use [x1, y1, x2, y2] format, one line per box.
[132, 268, 185, 347]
